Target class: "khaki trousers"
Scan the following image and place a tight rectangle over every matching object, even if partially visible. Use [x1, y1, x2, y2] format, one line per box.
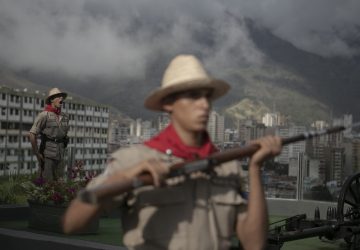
[43, 158, 65, 181]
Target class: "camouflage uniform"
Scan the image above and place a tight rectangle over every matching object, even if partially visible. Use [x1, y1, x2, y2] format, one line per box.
[30, 111, 70, 180]
[88, 145, 248, 250]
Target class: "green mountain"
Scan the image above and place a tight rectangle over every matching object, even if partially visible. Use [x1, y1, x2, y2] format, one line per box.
[221, 65, 330, 126]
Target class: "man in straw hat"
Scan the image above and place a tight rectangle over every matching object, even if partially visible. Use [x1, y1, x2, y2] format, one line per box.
[63, 55, 282, 250]
[29, 87, 70, 181]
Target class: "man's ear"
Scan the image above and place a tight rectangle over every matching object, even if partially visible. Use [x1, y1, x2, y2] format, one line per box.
[162, 104, 173, 113]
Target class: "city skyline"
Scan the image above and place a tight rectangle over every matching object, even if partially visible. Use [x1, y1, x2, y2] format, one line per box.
[1, 83, 360, 204]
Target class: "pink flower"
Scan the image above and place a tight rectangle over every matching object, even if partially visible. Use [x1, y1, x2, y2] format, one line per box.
[51, 192, 64, 204]
[33, 176, 46, 186]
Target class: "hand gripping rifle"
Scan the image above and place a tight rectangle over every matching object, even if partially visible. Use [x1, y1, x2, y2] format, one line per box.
[78, 123, 360, 205]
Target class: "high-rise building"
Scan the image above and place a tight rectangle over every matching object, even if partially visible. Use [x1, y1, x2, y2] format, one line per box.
[262, 113, 278, 127]
[307, 129, 347, 185]
[333, 114, 353, 136]
[262, 112, 289, 127]
[293, 153, 320, 199]
[224, 128, 238, 142]
[237, 119, 265, 143]
[311, 120, 329, 130]
[276, 127, 290, 164]
[207, 111, 225, 143]
[141, 120, 156, 140]
[276, 126, 306, 164]
[324, 147, 345, 186]
[344, 137, 360, 178]
[129, 118, 158, 142]
[108, 118, 132, 153]
[289, 126, 306, 158]
[157, 113, 170, 131]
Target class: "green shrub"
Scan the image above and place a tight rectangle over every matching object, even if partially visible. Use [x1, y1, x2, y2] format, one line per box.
[0, 175, 34, 205]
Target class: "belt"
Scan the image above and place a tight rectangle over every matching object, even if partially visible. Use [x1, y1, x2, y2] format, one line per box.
[45, 136, 66, 143]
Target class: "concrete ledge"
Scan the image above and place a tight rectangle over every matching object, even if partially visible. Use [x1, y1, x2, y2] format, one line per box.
[0, 204, 120, 221]
[267, 198, 337, 220]
[0, 228, 127, 250]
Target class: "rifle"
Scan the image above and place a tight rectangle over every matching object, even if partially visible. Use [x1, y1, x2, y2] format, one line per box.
[39, 134, 46, 177]
[78, 123, 359, 205]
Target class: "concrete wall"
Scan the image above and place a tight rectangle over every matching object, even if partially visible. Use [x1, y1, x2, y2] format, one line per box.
[0, 228, 126, 250]
[0, 199, 338, 249]
[267, 198, 337, 220]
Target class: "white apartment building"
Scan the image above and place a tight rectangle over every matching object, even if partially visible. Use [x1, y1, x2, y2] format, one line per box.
[0, 86, 109, 176]
[311, 120, 329, 130]
[262, 113, 278, 127]
[128, 118, 158, 143]
[262, 112, 289, 127]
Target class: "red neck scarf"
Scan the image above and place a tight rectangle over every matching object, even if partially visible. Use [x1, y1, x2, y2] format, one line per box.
[44, 104, 61, 115]
[144, 124, 218, 161]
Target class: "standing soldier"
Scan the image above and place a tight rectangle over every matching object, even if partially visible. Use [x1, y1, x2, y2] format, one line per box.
[63, 55, 282, 250]
[29, 88, 70, 181]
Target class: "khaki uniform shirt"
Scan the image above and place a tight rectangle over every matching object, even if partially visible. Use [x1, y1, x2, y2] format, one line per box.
[88, 145, 248, 250]
[30, 111, 70, 160]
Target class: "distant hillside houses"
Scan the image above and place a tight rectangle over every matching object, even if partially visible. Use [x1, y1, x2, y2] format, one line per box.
[0, 85, 110, 176]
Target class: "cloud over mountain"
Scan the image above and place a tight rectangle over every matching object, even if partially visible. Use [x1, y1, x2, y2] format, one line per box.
[0, 0, 358, 81]
[0, 0, 359, 122]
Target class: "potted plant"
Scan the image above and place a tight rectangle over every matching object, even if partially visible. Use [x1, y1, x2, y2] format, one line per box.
[0, 175, 29, 220]
[21, 161, 98, 234]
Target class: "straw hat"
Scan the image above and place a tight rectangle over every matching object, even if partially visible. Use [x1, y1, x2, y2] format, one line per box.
[45, 88, 67, 104]
[144, 54, 230, 111]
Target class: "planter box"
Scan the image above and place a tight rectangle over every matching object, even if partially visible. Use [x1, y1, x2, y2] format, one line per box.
[28, 201, 99, 234]
[0, 204, 29, 220]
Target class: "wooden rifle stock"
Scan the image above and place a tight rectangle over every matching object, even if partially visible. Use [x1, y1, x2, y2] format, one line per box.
[78, 125, 346, 204]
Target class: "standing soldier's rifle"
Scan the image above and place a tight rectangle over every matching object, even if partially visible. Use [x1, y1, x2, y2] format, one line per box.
[78, 123, 359, 204]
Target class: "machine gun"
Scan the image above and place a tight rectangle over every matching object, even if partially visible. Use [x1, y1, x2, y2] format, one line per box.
[267, 172, 360, 250]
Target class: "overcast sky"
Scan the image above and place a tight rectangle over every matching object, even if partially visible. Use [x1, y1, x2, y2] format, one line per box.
[0, 0, 359, 81]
